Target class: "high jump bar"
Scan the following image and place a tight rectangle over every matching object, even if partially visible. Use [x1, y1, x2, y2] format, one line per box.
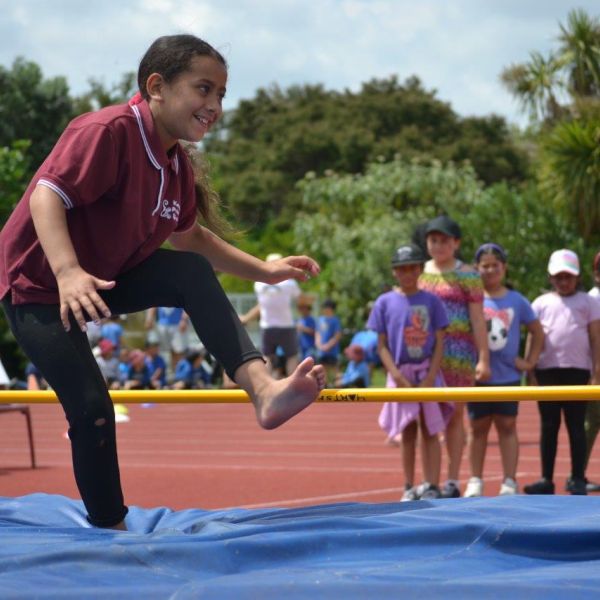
[1, 386, 600, 404]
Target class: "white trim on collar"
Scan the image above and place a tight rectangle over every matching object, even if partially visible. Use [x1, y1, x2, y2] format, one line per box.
[130, 103, 161, 170]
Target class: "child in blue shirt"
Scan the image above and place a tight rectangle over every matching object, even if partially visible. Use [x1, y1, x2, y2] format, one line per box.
[465, 243, 544, 498]
[316, 299, 343, 385]
[336, 344, 370, 388]
[296, 297, 317, 360]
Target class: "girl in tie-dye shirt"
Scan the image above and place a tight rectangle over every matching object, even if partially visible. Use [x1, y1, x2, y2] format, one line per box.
[418, 215, 491, 498]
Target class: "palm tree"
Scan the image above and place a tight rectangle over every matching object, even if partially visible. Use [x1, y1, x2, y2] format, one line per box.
[500, 51, 564, 123]
[557, 9, 600, 98]
[540, 111, 600, 241]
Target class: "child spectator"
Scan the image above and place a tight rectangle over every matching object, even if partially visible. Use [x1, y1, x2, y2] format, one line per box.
[368, 244, 451, 501]
[418, 215, 490, 498]
[172, 348, 211, 389]
[316, 299, 343, 386]
[145, 307, 190, 373]
[26, 362, 48, 390]
[145, 335, 167, 389]
[117, 347, 130, 387]
[464, 243, 544, 497]
[123, 349, 152, 390]
[349, 324, 380, 377]
[296, 295, 317, 360]
[101, 315, 124, 353]
[525, 249, 600, 496]
[336, 343, 370, 388]
[241, 253, 301, 378]
[95, 339, 120, 389]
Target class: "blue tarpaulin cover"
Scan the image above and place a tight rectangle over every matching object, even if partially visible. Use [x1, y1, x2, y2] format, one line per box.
[1, 493, 600, 599]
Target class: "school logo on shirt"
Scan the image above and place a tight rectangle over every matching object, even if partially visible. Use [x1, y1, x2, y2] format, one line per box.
[404, 305, 430, 359]
[484, 307, 514, 351]
[160, 199, 181, 222]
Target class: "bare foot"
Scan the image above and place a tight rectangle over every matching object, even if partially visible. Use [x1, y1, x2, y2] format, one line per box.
[253, 357, 325, 429]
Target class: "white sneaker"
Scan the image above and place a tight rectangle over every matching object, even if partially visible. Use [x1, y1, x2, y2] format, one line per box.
[401, 485, 420, 502]
[499, 477, 518, 495]
[464, 477, 483, 497]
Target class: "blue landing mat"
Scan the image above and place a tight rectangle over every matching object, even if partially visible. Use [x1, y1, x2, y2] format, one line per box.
[1, 494, 600, 599]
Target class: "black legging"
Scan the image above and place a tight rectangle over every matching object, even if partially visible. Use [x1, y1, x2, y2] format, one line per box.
[535, 368, 589, 481]
[2, 249, 262, 527]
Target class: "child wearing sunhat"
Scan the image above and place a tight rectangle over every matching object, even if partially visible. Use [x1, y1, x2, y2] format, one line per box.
[368, 243, 452, 501]
[524, 249, 600, 495]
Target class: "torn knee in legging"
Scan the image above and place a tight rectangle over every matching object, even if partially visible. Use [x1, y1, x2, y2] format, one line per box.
[68, 414, 113, 447]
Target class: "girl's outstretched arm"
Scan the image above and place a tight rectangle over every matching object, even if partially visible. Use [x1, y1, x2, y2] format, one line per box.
[169, 224, 319, 284]
[29, 186, 114, 331]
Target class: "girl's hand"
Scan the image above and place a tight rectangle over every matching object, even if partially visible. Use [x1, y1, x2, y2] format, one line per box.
[418, 375, 436, 388]
[475, 359, 491, 382]
[56, 265, 115, 332]
[392, 373, 411, 388]
[263, 255, 320, 284]
[514, 357, 532, 372]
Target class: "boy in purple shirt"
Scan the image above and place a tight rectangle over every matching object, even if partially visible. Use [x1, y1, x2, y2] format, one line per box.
[368, 244, 451, 501]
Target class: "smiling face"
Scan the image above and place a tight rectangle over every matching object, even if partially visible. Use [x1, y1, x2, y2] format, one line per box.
[148, 55, 227, 150]
[477, 253, 506, 292]
[426, 232, 460, 266]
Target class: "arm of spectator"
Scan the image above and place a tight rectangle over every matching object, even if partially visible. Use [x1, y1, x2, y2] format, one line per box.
[469, 301, 491, 382]
[239, 304, 260, 326]
[589, 320, 600, 385]
[419, 328, 445, 388]
[377, 333, 411, 388]
[515, 320, 544, 372]
[145, 307, 157, 330]
[178, 311, 189, 332]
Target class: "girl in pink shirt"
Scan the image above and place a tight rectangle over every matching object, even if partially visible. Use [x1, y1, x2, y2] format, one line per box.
[524, 249, 600, 496]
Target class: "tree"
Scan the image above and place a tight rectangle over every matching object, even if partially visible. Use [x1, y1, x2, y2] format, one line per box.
[500, 52, 565, 123]
[72, 72, 137, 114]
[558, 9, 600, 98]
[294, 158, 587, 330]
[539, 108, 600, 241]
[206, 76, 528, 233]
[0, 58, 74, 171]
[500, 9, 600, 124]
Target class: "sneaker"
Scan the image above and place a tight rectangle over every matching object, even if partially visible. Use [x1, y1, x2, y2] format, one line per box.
[586, 479, 600, 493]
[524, 478, 555, 495]
[499, 477, 518, 495]
[440, 480, 461, 498]
[401, 485, 420, 502]
[565, 476, 588, 496]
[420, 483, 442, 500]
[464, 477, 483, 498]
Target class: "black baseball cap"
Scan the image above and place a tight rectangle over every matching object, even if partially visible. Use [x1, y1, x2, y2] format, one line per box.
[425, 215, 461, 239]
[391, 244, 426, 267]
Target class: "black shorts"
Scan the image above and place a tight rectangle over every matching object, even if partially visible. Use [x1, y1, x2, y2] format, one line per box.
[467, 381, 521, 420]
[261, 327, 298, 358]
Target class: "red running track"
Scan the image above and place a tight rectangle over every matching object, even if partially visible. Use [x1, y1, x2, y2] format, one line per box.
[1, 400, 598, 510]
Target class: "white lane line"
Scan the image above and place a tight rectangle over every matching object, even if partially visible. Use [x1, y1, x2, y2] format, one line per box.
[230, 486, 406, 509]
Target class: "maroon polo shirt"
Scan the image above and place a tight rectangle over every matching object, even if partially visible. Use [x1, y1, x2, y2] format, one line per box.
[0, 94, 197, 304]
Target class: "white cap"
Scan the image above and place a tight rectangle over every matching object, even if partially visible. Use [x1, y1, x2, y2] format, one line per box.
[548, 249, 580, 276]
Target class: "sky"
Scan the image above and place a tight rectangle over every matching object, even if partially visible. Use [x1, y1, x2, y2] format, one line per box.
[1, 1, 596, 126]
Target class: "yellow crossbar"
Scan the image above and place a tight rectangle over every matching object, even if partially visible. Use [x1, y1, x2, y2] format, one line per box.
[0, 386, 599, 404]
